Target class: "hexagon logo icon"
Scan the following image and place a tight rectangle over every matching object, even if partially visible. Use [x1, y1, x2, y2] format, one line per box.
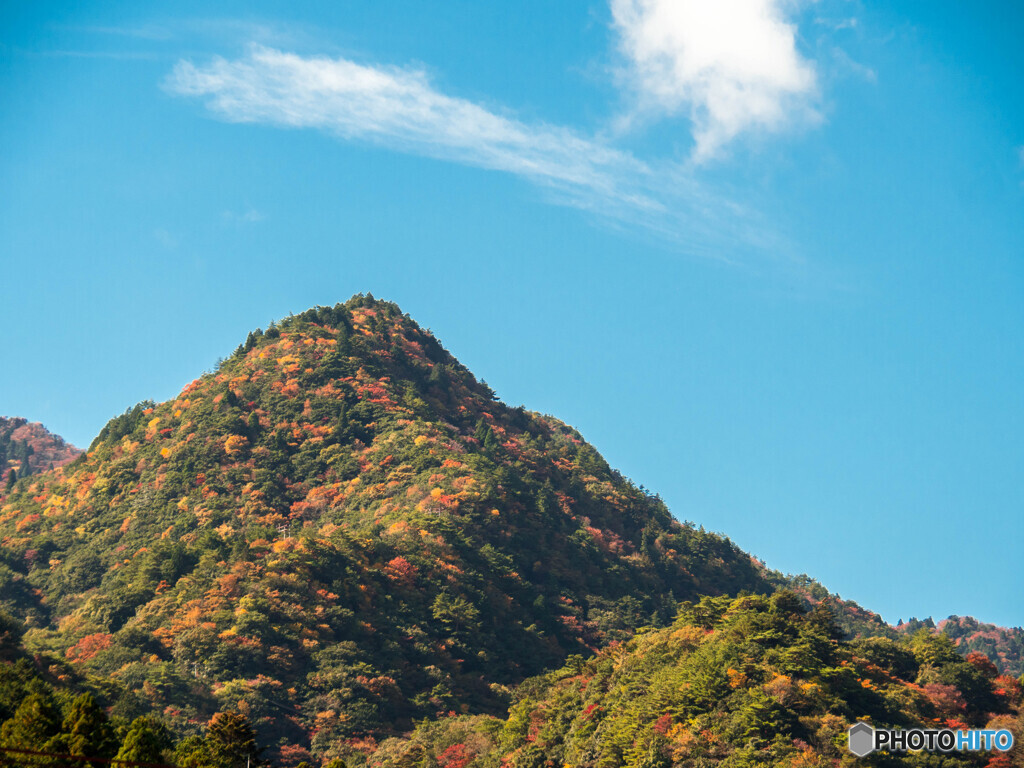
[848, 722, 875, 757]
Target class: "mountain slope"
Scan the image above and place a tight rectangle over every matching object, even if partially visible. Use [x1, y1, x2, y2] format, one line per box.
[365, 594, 1023, 768]
[0, 296, 769, 756]
[0, 417, 81, 485]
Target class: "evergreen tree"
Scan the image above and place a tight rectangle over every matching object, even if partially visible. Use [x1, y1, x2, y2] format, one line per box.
[0, 692, 62, 764]
[115, 717, 171, 763]
[63, 692, 117, 758]
[207, 710, 259, 767]
[0, 612, 23, 662]
[4, 468, 14, 490]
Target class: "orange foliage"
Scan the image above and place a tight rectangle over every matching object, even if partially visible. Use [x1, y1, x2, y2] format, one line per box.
[384, 556, 418, 585]
[14, 513, 39, 532]
[66, 632, 113, 662]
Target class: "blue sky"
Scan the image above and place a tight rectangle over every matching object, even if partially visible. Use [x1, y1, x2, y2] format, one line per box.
[2, 1, 1022, 627]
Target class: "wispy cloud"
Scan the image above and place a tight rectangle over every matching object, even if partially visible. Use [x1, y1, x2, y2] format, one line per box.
[166, 45, 783, 258]
[223, 208, 264, 224]
[154, 228, 178, 250]
[33, 49, 161, 61]
[168, 47, 653, 206]
[815, 16, 859, 32]
[64, 24, 175, 41]
[610, 0, 820, 162]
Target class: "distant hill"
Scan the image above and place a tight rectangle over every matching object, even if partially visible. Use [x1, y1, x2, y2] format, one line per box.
[896, 615, 1024, 678]
[0, 416, 81, 485]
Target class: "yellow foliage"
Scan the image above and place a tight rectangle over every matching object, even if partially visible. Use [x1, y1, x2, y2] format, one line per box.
[430, 487, 443, 499]
[224, 435, 249, 456]
[147, 417, 161, 431]
[670, 625, 707, 649]
[160, 447, 171, 458]
[414, 435, 429, 445]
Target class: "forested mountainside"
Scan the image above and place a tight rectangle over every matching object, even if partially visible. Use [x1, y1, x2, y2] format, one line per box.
[0, 296, 768, 760]
[896, 617, 1024, 678]
[0, 417, 81, 487]
[365, 594, 1024, 768]
[0, 594, 1020, 766]
[769, 574, 898, 644]
[0, 295, 1017, 766]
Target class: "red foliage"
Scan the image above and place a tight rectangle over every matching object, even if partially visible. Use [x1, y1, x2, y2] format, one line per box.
[438, 743, 473, 768]
[272, 744, 312, 767]
[923, 683, 967, 717]
[994, 675, 1023, 704]
[653, 713, 673, 735]
[965, 651, 999, 678]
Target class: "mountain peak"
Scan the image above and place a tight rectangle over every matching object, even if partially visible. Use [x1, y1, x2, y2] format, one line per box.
[0, 297, 767, 750]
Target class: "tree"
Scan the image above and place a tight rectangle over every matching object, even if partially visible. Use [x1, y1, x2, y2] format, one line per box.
[207, 710, 259, 767]
[0, 612, 23, 661]
[115, 717, 172, 763]
[63, 693, 117, 758]
[432, 592, 480, 637]
[4, 467, 14, 490]
[0, 692, 63, 764]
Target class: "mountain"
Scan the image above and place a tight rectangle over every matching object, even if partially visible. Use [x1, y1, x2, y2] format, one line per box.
[0, 296, 1017, 765]
[0, 296, 769, 759]
[364, 593, 1023, 768]
[896, 616, 1024, 678]
[0, 417, 81, 486]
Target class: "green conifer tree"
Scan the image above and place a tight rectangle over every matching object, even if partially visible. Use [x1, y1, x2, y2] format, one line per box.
[115, 717, 171, 763]
[63, 692, 117, 758]
[0, 692, 62, 765]
[206, 710, 259, 767]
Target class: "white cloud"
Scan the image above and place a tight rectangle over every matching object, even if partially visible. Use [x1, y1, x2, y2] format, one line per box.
[610, 0, 820, 161]
[166, 45, 790, 260]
